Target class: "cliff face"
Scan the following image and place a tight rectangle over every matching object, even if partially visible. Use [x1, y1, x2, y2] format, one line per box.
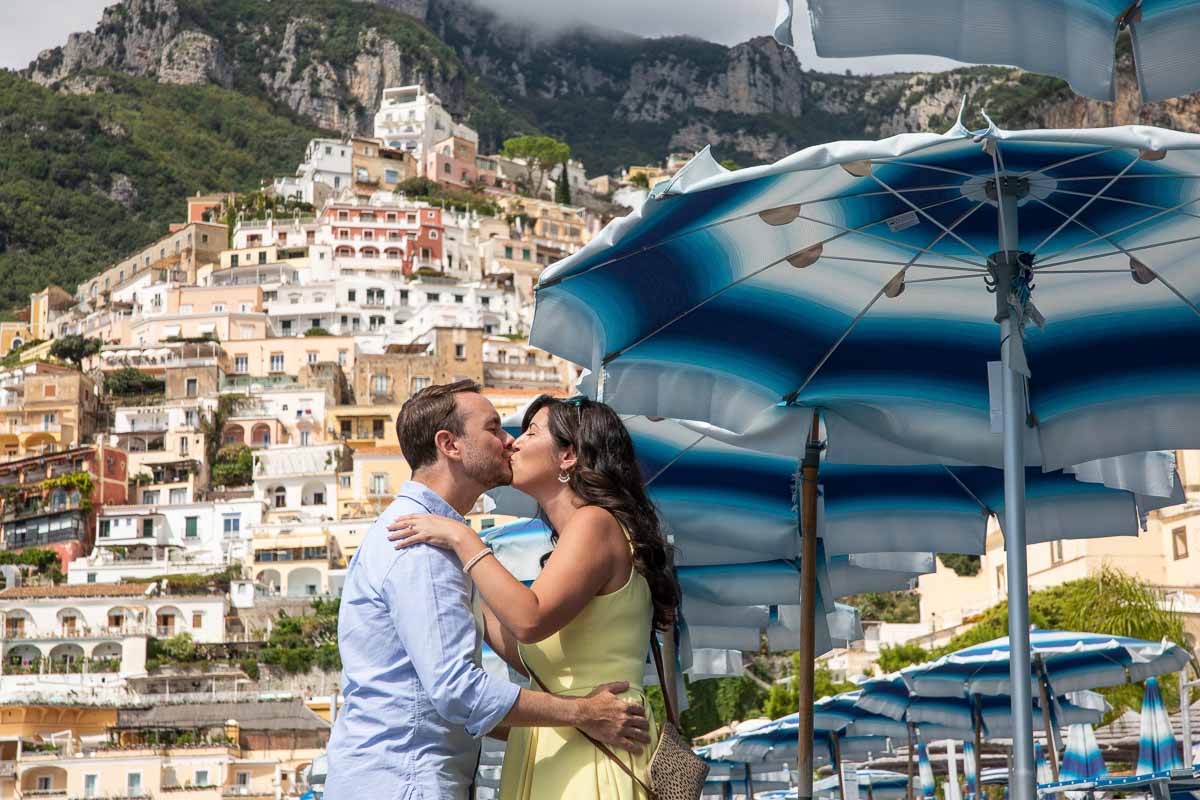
[26, 0, 1200, 173]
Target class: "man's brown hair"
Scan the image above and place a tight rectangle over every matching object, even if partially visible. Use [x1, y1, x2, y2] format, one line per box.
[397, 379, 482, 471]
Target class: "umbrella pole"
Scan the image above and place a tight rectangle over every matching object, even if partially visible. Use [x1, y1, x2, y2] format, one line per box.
[1035, 657, 1060, 782]
[994, 179, 1036, 800]
[907, 723, 916, 800]
[834, 733, 848, 800]
[797, 409, 822, 800]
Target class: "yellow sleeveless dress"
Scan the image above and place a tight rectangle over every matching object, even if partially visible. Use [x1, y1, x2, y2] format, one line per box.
[499, 528, 657, 799]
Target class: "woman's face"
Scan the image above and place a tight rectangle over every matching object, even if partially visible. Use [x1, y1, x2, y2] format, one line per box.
[510, 406, 569, 492]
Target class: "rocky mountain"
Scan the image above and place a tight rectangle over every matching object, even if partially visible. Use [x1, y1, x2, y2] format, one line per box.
[27, 0, 1200, 176]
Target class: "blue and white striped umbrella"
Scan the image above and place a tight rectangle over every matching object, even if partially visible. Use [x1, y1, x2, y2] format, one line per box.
[774, 0, 1200, 103]
[901, 630, 1191, 698]
[963, 741, 980, 800]
[918, 742, 937, 799]
[855, 673, 1107, 735]
[1060, 722, 1108, 783]
[531, 122, 1200, 473]
[1136, 676, 1184, 774]
[1034, 741, 1056, 785]
[814, 769, 913, 800]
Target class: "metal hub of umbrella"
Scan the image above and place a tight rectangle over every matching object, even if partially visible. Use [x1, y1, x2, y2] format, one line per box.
[529, 117, 1200, 800]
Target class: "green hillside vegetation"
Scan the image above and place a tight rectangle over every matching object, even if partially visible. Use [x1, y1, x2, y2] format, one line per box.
[0, 69, 323, 307]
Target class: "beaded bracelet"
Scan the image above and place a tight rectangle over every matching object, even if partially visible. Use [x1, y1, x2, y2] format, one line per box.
[462, 547, 494, 575]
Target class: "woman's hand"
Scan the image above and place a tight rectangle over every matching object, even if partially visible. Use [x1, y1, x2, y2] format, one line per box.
[386, 514, 480, 556]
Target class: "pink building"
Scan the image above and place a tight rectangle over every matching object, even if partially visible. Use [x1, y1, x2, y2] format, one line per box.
[319, 199, 445, 276]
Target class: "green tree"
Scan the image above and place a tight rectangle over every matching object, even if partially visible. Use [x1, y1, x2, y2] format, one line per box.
[630, 171, 650, 189]
[554, 163, 572, 205]
[719, 158, 740, 171]
[845, 591, 920, 622]
[877, 641, 931, 673]
[211, 444, 253, 487]
[303, 327, 331, 337]
[105, 367, 164, 396]
[501, 135, 570, 199]
[260, 598, 342, 674]
[49, 334, 101, 367]
[198, 395, 246, 487]
[938, 553, 982, 576]
[762, 656, 855, 720]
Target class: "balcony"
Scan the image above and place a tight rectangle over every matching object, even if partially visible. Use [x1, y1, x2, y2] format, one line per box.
[0, 761, 13, 777]
[3, 624, 149, 640]
[22, 790, 67, 798]
[13, 423, 62, 435]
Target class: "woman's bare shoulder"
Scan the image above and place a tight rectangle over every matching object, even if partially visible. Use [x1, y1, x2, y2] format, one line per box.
[561, 505, 624, 543]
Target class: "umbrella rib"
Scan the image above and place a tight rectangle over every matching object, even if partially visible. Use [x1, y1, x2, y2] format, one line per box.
[1031, 198, 1200, 319]
[541, 186, 971, 291]
[1030, 153, 1142, 255]
[782, 201, 989, 404]
[816, 256, 981, 272]
[643, 430, 709, 487]
[871, 159, 978, 179]
[1039, 187, 1200, 222]
[1035, 233, 1200, 269]
[904, 274, 989, 284]
[1035, 193, 1200, 265]
[869, 173, 990, 260]
[1016, 147, 1119, 179]
[600, 197, 985, 363]
[797, 212, 985, 271]
[939, 465, 994, 516]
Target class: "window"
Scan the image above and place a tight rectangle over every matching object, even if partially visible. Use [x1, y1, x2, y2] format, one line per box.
[430, 230, 439, 240]
[185, 377, 198, 397]
[84, 774, 98, 798]
[237, 772, 250, 787]
[234, 355, 248, 373]
[300, 430, 311, 446]
[42, 383, 56, 398]
[195, 769, 209, 787]
[522, 248, 531, 260]
[426, 292, 440, 303]
[372, 374, 388, 396]
[371, 473, 388, 495]
[99, 519, 111, 539]
[1173, 526, 1189, 560]
[185, 409, 198, 427]
[87, 573, 96, 583]
[454, 294, 464, 304]
[142, 490, 160, 505]
[270, 353, 285, 372]
[230, 254, 239, 267]
[185, 516, 198, 538]
[480, 296, 490, 308]
[307, 351, 319, 365]
[385, 169, 399, 183]
[273, 487, 287, 508]
[455, 343, 466, 359]
[480, 518, 496, 530]
[142, 518, 154, 537]
[192, 612, 203, 628]
[127, 773, 142, 795]
[281, 320, 293, 335]
[373, 419, 385, 439]
[170, 488, 187, 505]
[180, 436, 189, 456]
[223, 515, 241, 536]
[400, 290, 409, 303]
[339, 474, 352, 489]
[348, 289, 357, 302]
[213, 303, 226, 313]
[996, 565, 1006, 593]
[412, 376, 430, 392]
[443, 161, 451, 174]
[1049, 540, 1063, 564]
[338, 350, 348, 366]
[37, 776, 52, 792]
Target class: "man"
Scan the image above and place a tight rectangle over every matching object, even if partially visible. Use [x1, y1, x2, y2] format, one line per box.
[326, 380, 650, 799]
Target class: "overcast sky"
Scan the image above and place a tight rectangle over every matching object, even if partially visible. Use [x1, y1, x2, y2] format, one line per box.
[2, 0, 965, 73]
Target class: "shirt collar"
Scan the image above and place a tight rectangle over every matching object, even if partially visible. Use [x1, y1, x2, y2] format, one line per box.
[398, 480, 468, 525]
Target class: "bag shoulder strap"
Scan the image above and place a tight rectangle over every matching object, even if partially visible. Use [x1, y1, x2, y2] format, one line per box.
[650, 629, 679, 729]
[522, 662, 658, 800]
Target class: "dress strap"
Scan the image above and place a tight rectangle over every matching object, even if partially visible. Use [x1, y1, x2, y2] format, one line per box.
[617, 522, 634, 555]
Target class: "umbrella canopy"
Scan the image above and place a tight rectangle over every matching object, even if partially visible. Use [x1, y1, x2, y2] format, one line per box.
[773, 0, 1200, 103]
[1060, 722, 1108, 782]
[855, 673, 1108, 735]
[918, 742, 937, 799]
[814, 769, 912, 800]
[901, 630, 1191, 698]
[1034, 741, 1055, 785]
[530, 123, 1200, 474]
[1136, 676, 1184, 773]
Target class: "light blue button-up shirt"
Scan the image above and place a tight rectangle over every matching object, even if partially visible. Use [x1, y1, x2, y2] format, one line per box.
[326, 481, 520, 799]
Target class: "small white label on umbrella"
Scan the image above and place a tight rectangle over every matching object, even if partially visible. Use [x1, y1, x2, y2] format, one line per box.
[887, 210, 920, 232]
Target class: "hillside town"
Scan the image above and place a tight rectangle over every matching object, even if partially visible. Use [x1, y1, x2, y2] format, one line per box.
[2, 72, 1200, 800]
[0, 83, 693, 799]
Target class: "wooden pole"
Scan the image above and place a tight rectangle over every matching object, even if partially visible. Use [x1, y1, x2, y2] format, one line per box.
[1035, 658, 1060, 783]
[797, 410, 822, 800]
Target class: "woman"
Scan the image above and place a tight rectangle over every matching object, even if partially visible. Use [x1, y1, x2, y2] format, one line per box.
[387, 394, 680, 799]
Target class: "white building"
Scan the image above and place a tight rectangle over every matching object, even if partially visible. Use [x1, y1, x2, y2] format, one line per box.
[0, 583, 227, 681]
[253, 444, 349, 522]
[272, 138, 351, 205]
[67, 498, 265, 585]
[373, 85, 477, 167]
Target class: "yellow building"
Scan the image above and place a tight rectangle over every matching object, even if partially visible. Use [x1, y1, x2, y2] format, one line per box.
[0, 322, 33, 359]
[227, 336, 358, 377]
[0, 363, 97, 461]
[28, 286, 74, 342]
[76, 222, 228, 307]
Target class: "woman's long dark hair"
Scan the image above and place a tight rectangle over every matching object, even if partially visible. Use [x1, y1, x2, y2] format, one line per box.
[524, 394, 680, 631]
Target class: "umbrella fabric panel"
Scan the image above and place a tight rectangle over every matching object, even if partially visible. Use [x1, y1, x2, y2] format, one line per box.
[901, 630, 1192, 697]
[964, 741, 980, 799]
[1061, 722, 1108, 782]
[533, 127, 1200, 470]
[919, 742, 937, 799]
[1137, 676, 1185, 773]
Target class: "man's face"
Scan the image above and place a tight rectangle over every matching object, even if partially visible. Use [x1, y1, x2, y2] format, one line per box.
[453, 392, 514, 489]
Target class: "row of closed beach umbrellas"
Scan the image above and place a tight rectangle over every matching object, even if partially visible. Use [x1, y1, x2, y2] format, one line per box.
[497, 3, 1200, 797]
